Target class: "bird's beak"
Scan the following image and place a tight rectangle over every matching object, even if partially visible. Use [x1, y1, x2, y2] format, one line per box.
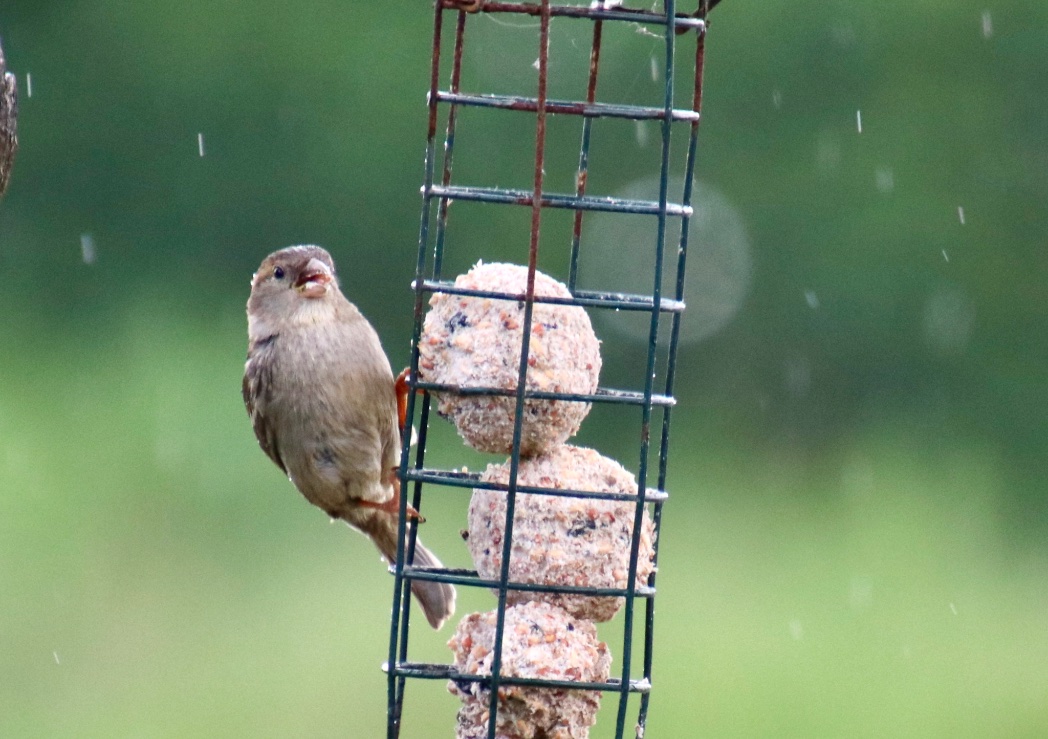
[294, 258, 333, 298]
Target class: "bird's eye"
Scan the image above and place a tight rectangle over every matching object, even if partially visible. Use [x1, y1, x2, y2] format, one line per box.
[273, 267, 285, 280]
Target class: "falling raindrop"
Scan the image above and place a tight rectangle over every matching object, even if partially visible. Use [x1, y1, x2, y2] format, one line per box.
[197, 132, 205, 157]
[784, 356, 812, 397]
[949, 602, 958, 615]
[805, 290, 819, 309]
[25, 72, 32, 98]
[831, 21, 856, 48]
[957, 206, 965, 225]
[80, 233, 96, 264]
[789, 620, 804, 640]
[856, 109, 863, 133]
[849, 576, 874, 610]
[841, 453, 875, 500]
[53, 651, 60, 665]
[634, 119, 649, 148]
[922, 284, 975, 355]
[816, 130, 842, 174]
[981, 10, 993, 38]
[650, 55, 658, 83]
[875, 166, 895, 193]
[942, 250, 950, 262]
[772, 89, 782, 109]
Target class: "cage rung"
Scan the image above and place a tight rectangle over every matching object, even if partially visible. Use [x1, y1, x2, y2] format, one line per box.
[572, 288, 685, 313]
[414, 279, 686, 313]
[401, 467, 669, 503]
[441, 0, 704, 33]
[397, 565, 657, 599]
[426, 184, 693, 217]
[411, 381, 675, 407]
[434, 91, 700, 123]
[385, 660, 653, 694]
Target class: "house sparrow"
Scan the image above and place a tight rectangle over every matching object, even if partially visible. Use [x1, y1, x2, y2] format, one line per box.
[243, 245, 455, 629]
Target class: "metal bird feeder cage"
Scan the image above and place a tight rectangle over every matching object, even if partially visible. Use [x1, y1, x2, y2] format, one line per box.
[388, 1, 722, 736]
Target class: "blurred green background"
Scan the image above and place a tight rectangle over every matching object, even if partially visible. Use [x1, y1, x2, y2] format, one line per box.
[1, 1, 1046, 737]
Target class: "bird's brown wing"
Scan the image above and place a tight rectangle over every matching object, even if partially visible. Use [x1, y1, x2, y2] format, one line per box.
[333, 337, 401, 490]
[356, 334, 402, 478]
[243, 336, 286, 474]
[370, 364, 402, 478]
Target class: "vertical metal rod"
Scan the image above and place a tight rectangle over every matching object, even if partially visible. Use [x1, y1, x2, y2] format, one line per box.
[432, 11, 469, 275]
[638, 3, 708, 733]
[397, 13, 470, 711]
[485, 2, 552, 737]
[659, 8, 708, 495]
[397, 390, 431, 721]
[567, 6, 605, 291]
[388, 5, 446, 737]
[614, 0, 676, 736]
[636, 499, 665, 734]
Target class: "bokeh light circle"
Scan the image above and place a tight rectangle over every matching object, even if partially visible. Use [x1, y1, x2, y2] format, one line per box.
[579, 176, 752, 345]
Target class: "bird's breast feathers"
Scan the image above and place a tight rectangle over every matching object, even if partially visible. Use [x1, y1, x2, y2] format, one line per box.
[246, 319, 400, 506]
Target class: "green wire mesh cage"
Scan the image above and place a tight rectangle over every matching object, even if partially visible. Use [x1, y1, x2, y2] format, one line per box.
[388, 2, 721, 736]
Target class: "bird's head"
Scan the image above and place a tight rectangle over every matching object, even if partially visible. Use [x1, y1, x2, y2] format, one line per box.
[247, 245, 342, 335]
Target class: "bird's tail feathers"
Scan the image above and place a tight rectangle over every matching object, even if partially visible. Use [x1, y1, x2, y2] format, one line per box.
[359, 515, 457, 630]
